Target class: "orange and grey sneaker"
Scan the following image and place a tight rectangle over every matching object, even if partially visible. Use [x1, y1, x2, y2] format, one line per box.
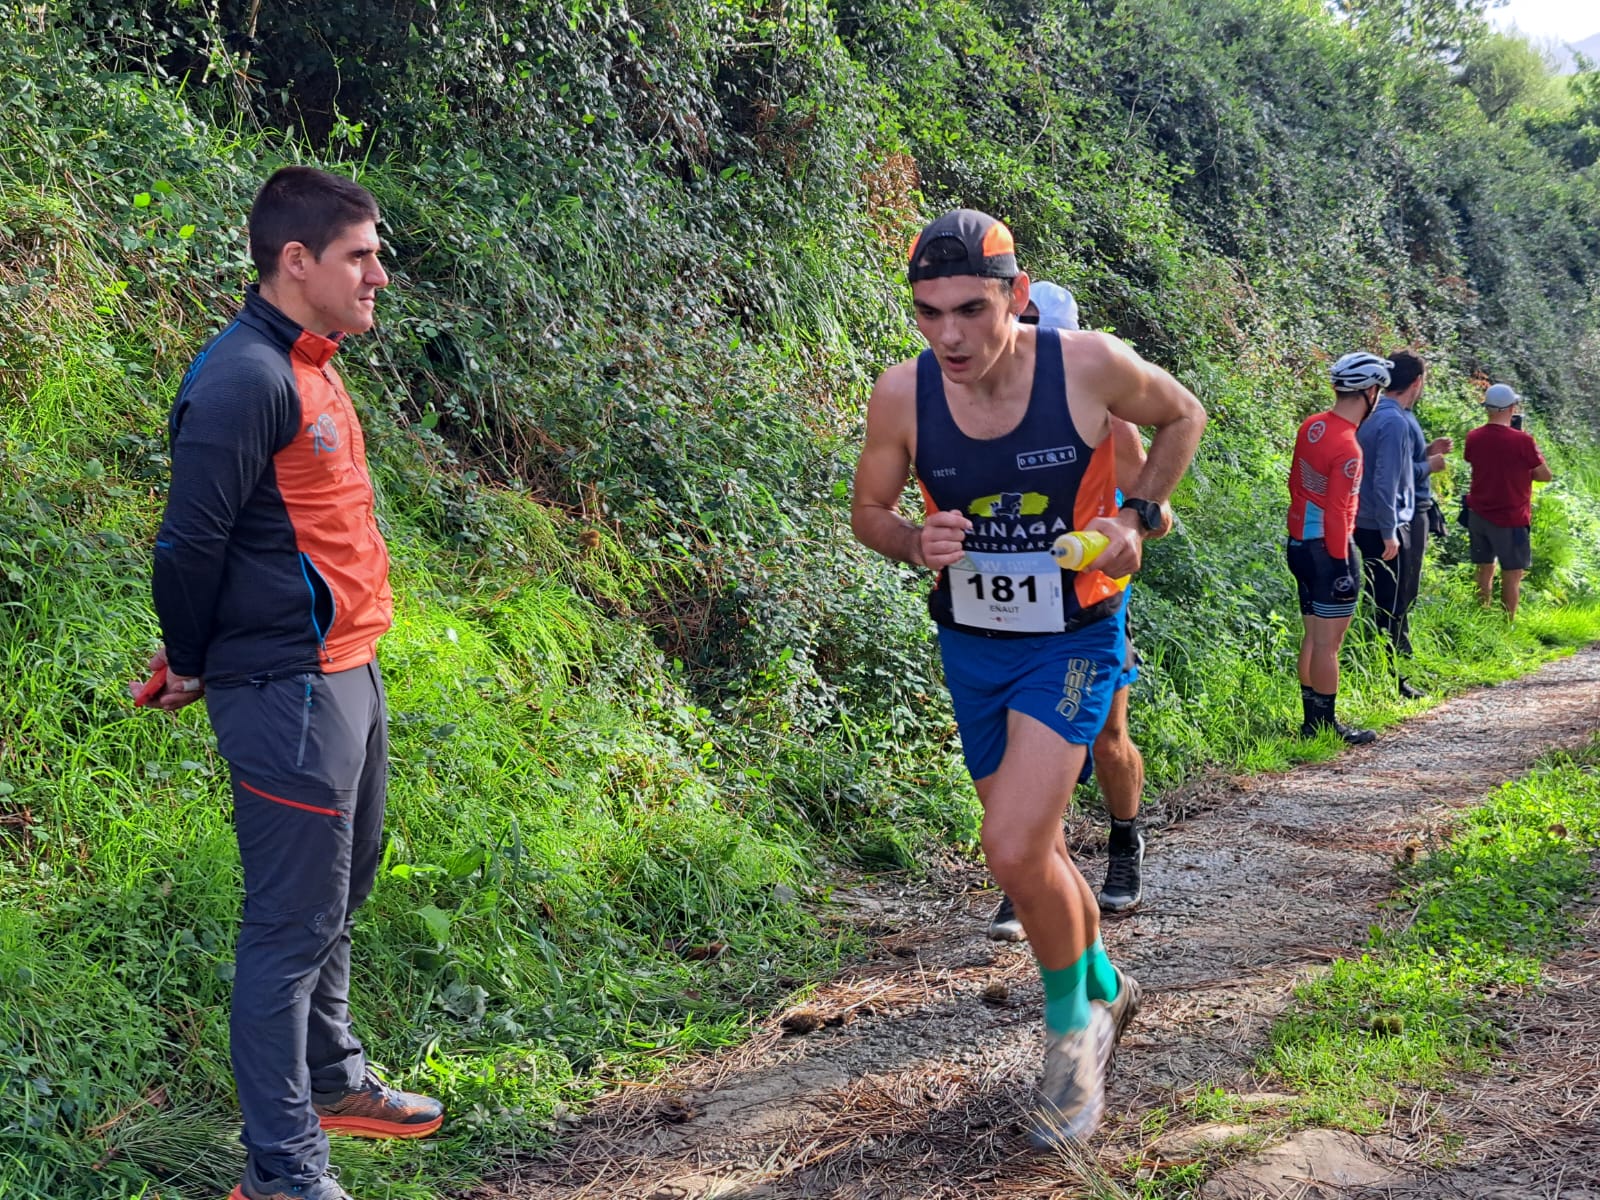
[228, 1159, 353, 1199]
[311, 1065, 444, 1139]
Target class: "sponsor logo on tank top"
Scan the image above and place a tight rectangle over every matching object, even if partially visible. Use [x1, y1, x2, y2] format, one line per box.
[965, 490, 1069, 551]
[1017, 445, 1078, 470]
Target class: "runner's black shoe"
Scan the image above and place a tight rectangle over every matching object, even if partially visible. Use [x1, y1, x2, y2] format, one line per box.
[987, 893, 1026, 942]
[1098, 820, 1144, 913]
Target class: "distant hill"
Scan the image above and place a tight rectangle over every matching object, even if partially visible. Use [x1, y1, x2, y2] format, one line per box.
[1549, 31, 1600, 73]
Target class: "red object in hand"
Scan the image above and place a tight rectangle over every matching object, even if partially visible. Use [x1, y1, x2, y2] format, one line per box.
[133, 663, 168, 707]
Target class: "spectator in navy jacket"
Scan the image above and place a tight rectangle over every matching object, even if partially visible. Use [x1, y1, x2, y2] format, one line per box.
[1355, 358, 1431, 697]
[1381, 352, 1449, 694]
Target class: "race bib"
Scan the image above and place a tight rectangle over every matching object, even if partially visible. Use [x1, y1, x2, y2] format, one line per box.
[947, 550, 1064, 633]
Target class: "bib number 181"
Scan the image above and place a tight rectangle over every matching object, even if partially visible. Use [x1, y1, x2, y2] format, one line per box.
[948, 550, 1064, 633]
[966, 574, 1037, 604]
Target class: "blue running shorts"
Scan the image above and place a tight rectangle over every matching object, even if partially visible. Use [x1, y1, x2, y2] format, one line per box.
[1116, 587, 1139, 692]
[937, 609, 1127, 782]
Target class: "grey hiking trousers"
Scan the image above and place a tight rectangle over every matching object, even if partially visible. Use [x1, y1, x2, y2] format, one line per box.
[207, 661, 387, 1185]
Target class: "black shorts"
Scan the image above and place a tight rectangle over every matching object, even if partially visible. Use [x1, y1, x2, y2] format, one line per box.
[1287, 537, 1360, 618]
[1467, 511, 1532, 570]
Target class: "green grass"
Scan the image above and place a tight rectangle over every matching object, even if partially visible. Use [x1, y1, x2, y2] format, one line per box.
[1243, 740, 1600, 1134]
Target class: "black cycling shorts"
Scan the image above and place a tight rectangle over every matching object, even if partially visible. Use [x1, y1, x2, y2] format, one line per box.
[1286, 537, 1360, 618]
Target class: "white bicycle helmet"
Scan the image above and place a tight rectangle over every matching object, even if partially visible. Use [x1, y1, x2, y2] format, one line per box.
[1330, 352, 1393, 392]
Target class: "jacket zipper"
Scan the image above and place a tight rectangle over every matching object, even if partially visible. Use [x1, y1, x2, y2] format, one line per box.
[320, 365, 391, 583]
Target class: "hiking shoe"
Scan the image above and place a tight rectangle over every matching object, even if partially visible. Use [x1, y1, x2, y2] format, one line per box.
[1333, 720, 1376, 745]
[1099, 966, 1144, 1070]
[1098, 822, 1144, 913]
[1028, 1004, 1113, 1149]
[1398, 678, 1424, 700]
[229, 1160, 352, 1200]
[988, 893, 1026, 942]
[312, 1065, 443, 1139]
[1299, 719, 1376, 746]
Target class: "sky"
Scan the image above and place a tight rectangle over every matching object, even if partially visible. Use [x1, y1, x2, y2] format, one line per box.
[1486, 0, 1598, 44]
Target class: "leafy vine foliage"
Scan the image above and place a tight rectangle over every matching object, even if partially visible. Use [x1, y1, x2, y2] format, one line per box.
[3, 0, 1600, 1194]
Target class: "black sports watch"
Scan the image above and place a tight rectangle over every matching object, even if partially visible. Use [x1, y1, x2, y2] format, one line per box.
[1120, 497, 1163, 534]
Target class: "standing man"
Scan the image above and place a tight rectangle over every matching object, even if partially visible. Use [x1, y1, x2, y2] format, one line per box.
[141, 166, 442, 1200]
[988, 281, 1165, 942]
[852, 210, 1206, 1146]
[1388, 351, 1450, 693]
[1353, 353, 1446, 698]
[1464, 383, 1552, 621]
[1287, 353, 1390, 745]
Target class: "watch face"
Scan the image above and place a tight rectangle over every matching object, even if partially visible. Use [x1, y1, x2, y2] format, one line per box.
[1124, 500, 1158, 530]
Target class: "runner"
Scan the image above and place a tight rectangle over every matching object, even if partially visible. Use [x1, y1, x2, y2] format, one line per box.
[988, 282, 1169, 941]
[1287, 352, 1389, 745]
[851, 210, 1206, 1146]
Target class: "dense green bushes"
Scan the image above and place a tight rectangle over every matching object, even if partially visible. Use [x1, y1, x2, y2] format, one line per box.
[4, 0, 1600, 1195]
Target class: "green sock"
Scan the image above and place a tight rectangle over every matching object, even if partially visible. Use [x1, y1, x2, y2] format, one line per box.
[1084, 936, 1120, 1004]
[1040, 954, 1091, 1035]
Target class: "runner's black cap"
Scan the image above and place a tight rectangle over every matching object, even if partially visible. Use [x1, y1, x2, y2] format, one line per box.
[907, 209, 1018, 283]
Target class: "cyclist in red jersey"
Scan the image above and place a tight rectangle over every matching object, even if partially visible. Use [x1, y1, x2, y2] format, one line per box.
[1286, 353, 1391, 744]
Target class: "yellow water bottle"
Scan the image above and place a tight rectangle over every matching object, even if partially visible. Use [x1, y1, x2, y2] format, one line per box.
[1050, 530, 1109, 570]
[1051, 530, 1131, 587]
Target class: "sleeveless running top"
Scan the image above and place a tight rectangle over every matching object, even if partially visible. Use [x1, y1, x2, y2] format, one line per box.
[913, 329, 1122, 636]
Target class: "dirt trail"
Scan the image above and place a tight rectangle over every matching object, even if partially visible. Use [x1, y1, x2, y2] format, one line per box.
[489, 647, 1600, 1200]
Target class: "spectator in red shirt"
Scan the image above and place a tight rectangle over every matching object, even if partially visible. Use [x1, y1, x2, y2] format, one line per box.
[1464, 383, 1552, 621]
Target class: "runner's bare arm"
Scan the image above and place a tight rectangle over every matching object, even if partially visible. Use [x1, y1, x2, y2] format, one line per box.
[1110, 417, 1146, 493]
[1068, 334, 1205, 575]
[1110, 418, 1175, 539]
[1086, 336, 1206, 504]
[851, 363, 972, 569]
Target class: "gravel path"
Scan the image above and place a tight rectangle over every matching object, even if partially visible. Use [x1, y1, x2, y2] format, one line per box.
[485, 645, 1600, 1200]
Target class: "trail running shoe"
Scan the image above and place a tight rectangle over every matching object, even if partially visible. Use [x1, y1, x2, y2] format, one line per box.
[312, 1065, 443, 1139]
[229, 1160, 352, 1200]
[1028, 1004, 1113, 1149]
[1098, 822, 1145, 913]
[1099, 966, 1144, 1070]
[988, 893, 1026, 942]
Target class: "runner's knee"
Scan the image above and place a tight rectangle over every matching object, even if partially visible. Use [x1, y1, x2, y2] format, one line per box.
[981, 823, 1058, 896]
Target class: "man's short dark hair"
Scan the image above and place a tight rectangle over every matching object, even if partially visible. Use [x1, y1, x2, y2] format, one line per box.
[249, 167, 380, 282]
[1387, 350, 1426, 393]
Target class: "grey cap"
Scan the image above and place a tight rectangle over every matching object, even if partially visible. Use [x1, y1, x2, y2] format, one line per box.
[1484, 383, 1520, 409]
[1029, 281, 1080, 331]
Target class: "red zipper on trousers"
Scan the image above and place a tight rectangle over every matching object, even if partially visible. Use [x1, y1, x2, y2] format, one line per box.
[238, 779, 340, 818]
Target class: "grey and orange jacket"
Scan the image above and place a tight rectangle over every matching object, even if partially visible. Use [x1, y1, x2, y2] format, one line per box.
[153, 286, 392, 685]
